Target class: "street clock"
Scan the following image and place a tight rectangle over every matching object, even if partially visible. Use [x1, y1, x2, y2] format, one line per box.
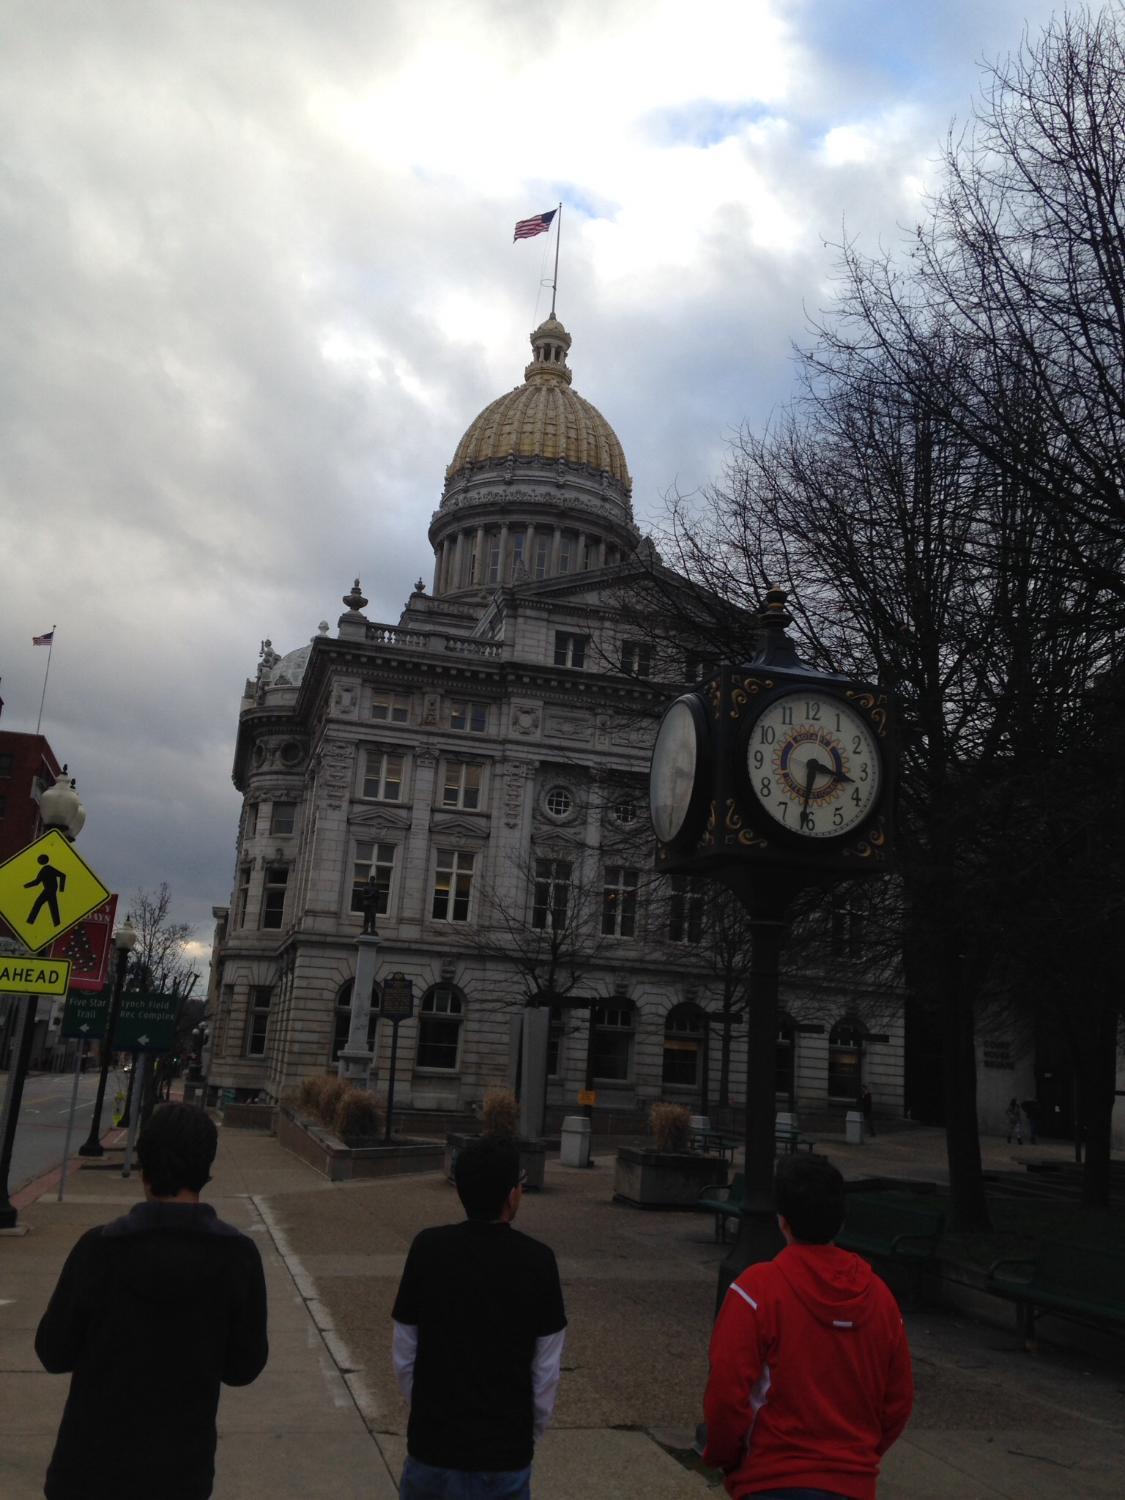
[649, 590, 896, 880]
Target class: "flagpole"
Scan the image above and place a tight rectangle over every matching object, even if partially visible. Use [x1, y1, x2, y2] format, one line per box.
[35, 627, 56, 737]
[550, 202, 562, 318]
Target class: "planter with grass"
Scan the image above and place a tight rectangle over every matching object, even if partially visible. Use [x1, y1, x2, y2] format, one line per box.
[613, 1102, 728, 1208]
[444, 1088, 547, 1190]
[278, 1074, 443, 1181]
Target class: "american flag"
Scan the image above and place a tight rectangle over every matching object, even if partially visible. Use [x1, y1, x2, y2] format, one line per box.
[513, 209, 557, 242]
[33, 630, 54, 646]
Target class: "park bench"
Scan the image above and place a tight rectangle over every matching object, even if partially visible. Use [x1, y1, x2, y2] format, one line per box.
[774, 1125, 815, 1155]
[697, 1172, 747, 1243]
[986, 1240, 1125, 1348]
[836, 1193, 946, 1303]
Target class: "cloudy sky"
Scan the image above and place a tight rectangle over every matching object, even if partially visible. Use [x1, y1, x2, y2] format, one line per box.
[1, 0, 1064, 966]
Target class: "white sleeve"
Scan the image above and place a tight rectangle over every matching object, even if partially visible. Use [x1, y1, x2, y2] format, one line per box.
[392, 1320, 418, 1405]
[531, 1328, 566, 1439]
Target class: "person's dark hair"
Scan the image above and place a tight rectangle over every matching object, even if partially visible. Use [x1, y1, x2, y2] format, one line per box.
[454, 1135, 521, 1221]
[774, 1153, 846, 1244]
[136, 1103, 218, 1197]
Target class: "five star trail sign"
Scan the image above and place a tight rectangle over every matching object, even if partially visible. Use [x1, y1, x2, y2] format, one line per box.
[0, 831, 111, 952]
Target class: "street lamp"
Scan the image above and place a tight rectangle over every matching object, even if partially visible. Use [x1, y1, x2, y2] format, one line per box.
[77, 916, 138, 1158]
[0, 774, 87, 1227]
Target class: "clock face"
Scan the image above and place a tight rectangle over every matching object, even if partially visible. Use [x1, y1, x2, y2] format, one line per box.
[746, 691, 881, 839]
[650, 696, 707, 845]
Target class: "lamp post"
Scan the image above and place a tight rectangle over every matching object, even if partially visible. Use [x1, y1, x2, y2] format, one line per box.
[77, 917, 138, 1158]
[0, 775, 85, 1228]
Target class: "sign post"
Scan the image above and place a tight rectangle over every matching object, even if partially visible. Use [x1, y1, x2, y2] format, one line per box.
[380, 974, 414, 1144]
[55, 988, 113, 1201]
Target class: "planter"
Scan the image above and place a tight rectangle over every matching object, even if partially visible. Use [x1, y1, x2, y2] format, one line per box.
[277, 1106, 443, 1182]
[613, 1145, 727, 1209]
[220, 1102, 276, 1132]
[445, 1132, 547, 1190]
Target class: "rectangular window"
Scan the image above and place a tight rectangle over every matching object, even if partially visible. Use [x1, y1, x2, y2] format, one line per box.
[245, 986, 272, 1057]
[260, 865, 288, 930]
[621, 641, 652, 677]
[553, 632, 587, 669]
[432, 849, 475, 922]
[350, 842, 396, 915]
[363, 750, 404, 801]
[558, 532, 575, 574]
[0, 753, 12, 776]
[602, 866, 639, 938]
[442, 761, 482, 810]
[449, 699, 487, 733]
[532, 859, 572, 931]
[245, 803, 258, 839]
[511, 529, 527, 570]
[668, 874, 704, 944]
[270, 801, 296, 836]
[592, 1004, 634, 1081]
[371, 691, 411, 723]
[486, 533, 502, 584]
[0, 793, 6, 821]
[533, 534, 550, 580]
[236, 866, 252, 927]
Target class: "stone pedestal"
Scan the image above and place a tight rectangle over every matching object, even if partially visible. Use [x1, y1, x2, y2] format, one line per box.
[519, 1005, 549, 1140]
[338, 934, 379, 1089]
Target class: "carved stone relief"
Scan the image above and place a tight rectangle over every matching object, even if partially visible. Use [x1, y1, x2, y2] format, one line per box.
[333, 681, 359, 717]
[320, 740, 355, 811]
[502, 760, 535, 830]
[510, 701, 541, 738]
[544, 710, 593, 742]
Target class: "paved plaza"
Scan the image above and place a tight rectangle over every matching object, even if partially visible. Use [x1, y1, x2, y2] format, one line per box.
[2, 1116, 1123, 1498]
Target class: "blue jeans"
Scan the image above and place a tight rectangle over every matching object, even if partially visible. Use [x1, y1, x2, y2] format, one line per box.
[399, 1455, 532, 1499]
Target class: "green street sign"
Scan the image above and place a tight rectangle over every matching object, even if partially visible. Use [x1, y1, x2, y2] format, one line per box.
[114, 990, 181, 1053]
[61, 989, 111, 1041]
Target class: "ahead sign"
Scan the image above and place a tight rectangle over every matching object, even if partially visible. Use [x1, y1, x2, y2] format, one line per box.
[0, 956, 72, 996]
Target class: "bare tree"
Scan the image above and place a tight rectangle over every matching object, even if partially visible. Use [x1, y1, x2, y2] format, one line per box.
[127, 883, 199, 1003]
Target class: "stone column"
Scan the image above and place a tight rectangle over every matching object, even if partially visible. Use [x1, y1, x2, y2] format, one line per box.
[337, 933, 379, 1089]
[433, 540, 444, 595]
[519, 1005, 550, 1140]
[549, 527, 562, 576]
[499, 522, 510, 582]
[473, 525, 486, 585]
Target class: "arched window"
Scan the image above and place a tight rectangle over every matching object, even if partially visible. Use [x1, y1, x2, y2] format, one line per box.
[828, 1018, 866, 1100]
[331, 978, 380, 1063]
[591, 1001, 634, 1082]
[662, 1002, 705, 1088]
[416, 985, 464, 1071]
[775, 1015, 796, 1104]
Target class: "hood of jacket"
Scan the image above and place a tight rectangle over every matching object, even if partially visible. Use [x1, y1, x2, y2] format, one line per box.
[773, 1241, 878, 1330]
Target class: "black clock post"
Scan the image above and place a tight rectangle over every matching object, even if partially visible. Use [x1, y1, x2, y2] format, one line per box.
[648, 586, 897, 1298]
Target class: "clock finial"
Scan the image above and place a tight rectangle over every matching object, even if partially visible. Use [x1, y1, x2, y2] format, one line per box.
[754, 583, 802, 668]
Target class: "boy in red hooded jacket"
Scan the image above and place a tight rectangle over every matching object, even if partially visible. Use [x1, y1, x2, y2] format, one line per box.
[703, 1154, 913, 1500]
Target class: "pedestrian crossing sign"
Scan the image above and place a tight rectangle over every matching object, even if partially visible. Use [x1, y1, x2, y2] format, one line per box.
[0, 830, 111, 953]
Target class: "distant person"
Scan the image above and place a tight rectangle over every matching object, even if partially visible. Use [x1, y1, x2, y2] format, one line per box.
[1005, 1097, 1023, 1144]
[859, 1084, 876, 1139]
[36, 1103, 269, 1500]
[1021, 1098, 1040, 1145]
[704, 1153, 914, 1500]
[392, 1135, 567, 1499]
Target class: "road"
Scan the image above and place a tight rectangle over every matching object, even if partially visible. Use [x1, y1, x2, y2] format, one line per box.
[0, 1068, 110, 1193]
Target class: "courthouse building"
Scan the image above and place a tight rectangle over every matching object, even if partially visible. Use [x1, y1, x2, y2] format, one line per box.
[207, 316, 904, 1123]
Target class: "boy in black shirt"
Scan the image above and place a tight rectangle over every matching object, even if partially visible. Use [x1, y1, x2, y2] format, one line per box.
[36, 1103, 268, 1500]
[392, 1136, 567, 1499]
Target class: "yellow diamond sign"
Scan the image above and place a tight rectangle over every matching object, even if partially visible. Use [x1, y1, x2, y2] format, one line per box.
[0, 831, 111, 953]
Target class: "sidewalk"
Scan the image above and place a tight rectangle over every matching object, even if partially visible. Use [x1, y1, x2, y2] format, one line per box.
[1, 1120, 1122, 1498]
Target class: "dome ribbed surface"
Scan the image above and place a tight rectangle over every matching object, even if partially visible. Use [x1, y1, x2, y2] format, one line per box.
[445, 318, 631, 493]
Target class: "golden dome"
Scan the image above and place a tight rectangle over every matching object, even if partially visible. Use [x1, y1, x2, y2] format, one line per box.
[445, 318, 631, 495]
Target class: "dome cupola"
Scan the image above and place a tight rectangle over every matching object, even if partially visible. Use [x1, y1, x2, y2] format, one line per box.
[430, 316, 640, 599]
